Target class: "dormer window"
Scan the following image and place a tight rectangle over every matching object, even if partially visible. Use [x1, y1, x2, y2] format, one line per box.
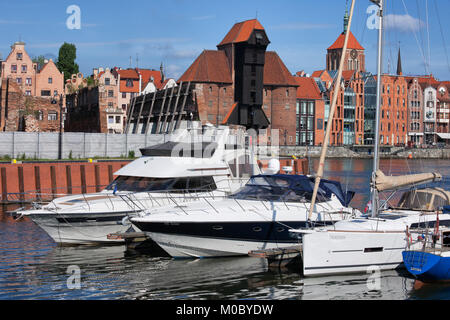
[126, 79, 133, 87]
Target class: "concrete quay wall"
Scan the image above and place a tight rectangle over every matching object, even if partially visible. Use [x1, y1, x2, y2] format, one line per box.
[277, 146, 450, 159]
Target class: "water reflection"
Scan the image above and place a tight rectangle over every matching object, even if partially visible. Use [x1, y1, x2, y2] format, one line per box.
[0, 158, 449, 299]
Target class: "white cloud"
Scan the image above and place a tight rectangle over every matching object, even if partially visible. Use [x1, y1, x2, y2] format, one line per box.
[384, 14, 424, 33]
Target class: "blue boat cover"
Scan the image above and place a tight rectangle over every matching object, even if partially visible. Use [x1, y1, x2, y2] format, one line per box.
[244, 174, 354, 207]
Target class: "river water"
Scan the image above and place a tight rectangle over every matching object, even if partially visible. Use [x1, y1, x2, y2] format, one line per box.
[1, 158, 449, 300]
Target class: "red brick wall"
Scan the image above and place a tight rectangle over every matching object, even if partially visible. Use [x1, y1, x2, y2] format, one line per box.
[0, 79, 62, 132]
[380, 75, 408, 146]
[0, 161, 131, 201]
[263, 86, 297, 145]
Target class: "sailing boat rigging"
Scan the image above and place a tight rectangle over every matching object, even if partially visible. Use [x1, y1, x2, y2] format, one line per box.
[291, 0, 450, 277]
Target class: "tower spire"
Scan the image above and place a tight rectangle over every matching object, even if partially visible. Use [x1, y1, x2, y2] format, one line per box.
[343, 0, 349, 33]
[396, 46, 403, 76]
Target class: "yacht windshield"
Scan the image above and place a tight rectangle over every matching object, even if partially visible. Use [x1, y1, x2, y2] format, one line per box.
[230, 175, 328, 203]
[105, 176, 217, 193]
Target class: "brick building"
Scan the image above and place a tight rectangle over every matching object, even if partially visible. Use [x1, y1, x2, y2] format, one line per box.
[307, 12, 366, 146]
[294, 75, 325, 146]
[1, 41, 64, 99]
[378, 74, 408, 146]
[0, 78, 62, 132]
[406, 77, 425, 146]
[66, 67, 172, 133]
[436, 82, 450, 141]
[177, 19, 298, 145]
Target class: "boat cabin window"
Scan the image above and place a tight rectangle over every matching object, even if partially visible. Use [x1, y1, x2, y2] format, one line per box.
[105, 176, 217, 193]
[397, 191, 448, 210]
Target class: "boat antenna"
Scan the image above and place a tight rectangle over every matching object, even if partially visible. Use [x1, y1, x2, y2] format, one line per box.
[370, 0, 384, 218]
[307, 0, 356, 224]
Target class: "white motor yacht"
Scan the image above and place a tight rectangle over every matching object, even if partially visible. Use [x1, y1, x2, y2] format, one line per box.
[16, 125, 260, 245]
[130, 172, 361, 258]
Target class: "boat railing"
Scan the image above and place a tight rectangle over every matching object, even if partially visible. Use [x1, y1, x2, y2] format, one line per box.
[407, 228, 450, 254]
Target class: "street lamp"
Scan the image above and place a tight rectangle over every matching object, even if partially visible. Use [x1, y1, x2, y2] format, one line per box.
[54, 92, 64, 160]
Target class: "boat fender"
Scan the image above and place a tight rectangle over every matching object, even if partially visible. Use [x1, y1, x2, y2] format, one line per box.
[121, 216, 131, 226]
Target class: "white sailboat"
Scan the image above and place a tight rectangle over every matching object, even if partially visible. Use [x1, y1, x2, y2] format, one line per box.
[294, 0, 450, 277]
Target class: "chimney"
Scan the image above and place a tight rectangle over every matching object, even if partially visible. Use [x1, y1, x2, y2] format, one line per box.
[160, 62, 165, 83]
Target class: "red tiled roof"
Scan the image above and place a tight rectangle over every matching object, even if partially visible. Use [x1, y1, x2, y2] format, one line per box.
[311, 70, 325, 78]
[138, 69, 162, 90]
[117, 69, 139, 79]
[328, 31, 364, 50]
[218, 19, 265, 46]
[120, 79, 140, 93]
[263, 51, 298, 87]
[178, 50, 297, 87]
[294, 77, 322, 100]
[342, 70, 356, 81]
[178, 50, 232, 83]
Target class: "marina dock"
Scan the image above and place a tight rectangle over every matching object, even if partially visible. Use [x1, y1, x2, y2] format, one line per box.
[248, 246, 302, 270]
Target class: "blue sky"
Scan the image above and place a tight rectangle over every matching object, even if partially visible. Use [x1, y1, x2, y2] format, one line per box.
[1, 0, 449, 81]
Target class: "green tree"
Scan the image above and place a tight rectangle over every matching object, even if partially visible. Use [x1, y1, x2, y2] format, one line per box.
[56, 42, 79, 82]
[32, 55, 47, 71]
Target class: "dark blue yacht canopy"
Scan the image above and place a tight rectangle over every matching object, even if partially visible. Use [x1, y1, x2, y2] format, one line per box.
[233, 174, 354, 206]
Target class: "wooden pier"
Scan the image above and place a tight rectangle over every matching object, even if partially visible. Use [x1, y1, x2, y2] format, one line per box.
[107, 231, 170, 257]
[248, 245, 303, 270]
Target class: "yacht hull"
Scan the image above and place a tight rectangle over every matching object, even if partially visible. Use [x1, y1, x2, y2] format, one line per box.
[302, 230, 407, 276]
[403, 251, 450, 282]
[24, 211, 137, 245]
[132, 220, 332, 258]
[147, 232, 301, 258]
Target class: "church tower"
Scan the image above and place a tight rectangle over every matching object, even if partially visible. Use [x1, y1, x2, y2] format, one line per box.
[326, 9, 365, 72]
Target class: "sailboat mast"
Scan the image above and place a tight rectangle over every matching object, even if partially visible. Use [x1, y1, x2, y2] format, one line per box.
[371, 0, 384, 218]
[307, 0, 356, 222]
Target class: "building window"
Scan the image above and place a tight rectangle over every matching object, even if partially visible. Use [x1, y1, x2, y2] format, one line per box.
[108, 116, 114, 124]
[208, 100, 213, 107]
[26, 78, 32, 86]
[54, 90, 58, 96]
[16, 52, 23, 60]
[126, 79, 133, 87]
[115, 116, 121, 124]
[37, 110, 43, 121]
[48, 112, 57, 121]
[108, 90, 114, 97]
[11, 64, 17, 73]
[21, 64, 27, 73]
[105, 78, 110, 85]
[122, 92, 127, 98]
[122, 104, 126, 109]
[108, 102, 113, 108]
[25, 90, 31, 96]
[16, 77, 22, 84]
[48, 77, 53, 84]
[286, 90, 289, 97]
[41, 90, 51, 96]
